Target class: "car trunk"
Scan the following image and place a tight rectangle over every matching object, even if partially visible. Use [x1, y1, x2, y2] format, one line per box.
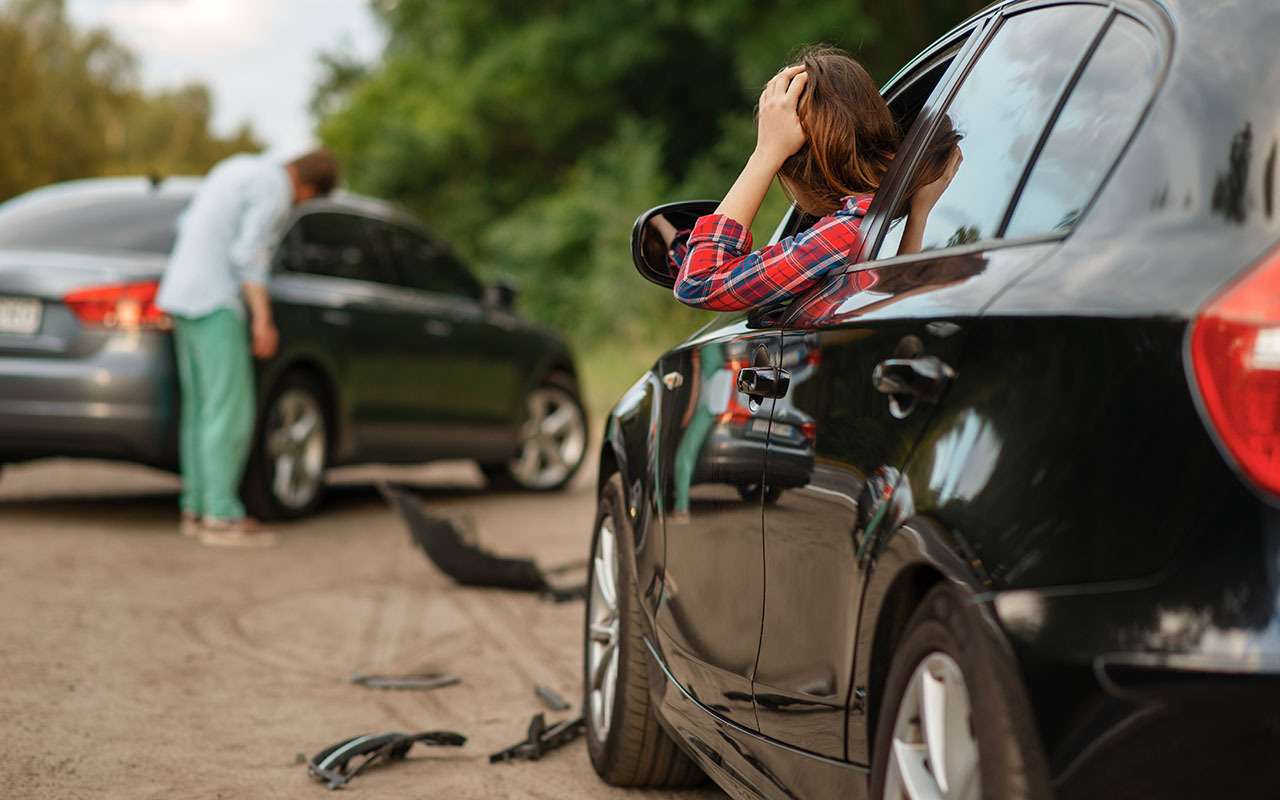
[0, 248, 166, 358]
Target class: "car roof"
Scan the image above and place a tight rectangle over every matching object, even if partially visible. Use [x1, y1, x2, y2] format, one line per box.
[4, 175, 421, 229]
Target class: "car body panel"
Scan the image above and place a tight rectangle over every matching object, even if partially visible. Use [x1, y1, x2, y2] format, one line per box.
[646, 638, 868, 800]
[649, 317, 779, 729]
[755, 240, 1059, 759]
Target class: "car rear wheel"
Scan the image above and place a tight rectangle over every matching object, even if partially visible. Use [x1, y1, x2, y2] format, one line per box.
[242, 372, 329, 521]
[871, 584, 1051, 800]
[585, 474, 703, 787]
[481, 372, 586, 492]
[737, 482, 783, 505]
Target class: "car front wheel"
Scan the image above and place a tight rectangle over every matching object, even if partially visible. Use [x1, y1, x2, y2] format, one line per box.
[584, 474, 703, 787]
[871, 583, 1051, 800]
[242, 372, 329, 521]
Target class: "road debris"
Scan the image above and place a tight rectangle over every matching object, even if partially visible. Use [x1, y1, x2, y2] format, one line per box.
[305, 730, 467, 790]
[349, 673, 461, 691]
[380, 483, 587, 600]
[489, 713, 585, 764]
[534, 684, 570, 712]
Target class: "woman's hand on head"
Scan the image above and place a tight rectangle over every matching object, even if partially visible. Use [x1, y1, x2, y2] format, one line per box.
[754, 64, 809, 167]
[913, 145, 963, 212]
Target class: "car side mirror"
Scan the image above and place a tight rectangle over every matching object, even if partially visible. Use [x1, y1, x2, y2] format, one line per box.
[486, 279, 519, 311]
[630, 200, 718, 289]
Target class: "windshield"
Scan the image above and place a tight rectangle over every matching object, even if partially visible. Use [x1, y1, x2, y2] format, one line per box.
[0, 189, 191, 254]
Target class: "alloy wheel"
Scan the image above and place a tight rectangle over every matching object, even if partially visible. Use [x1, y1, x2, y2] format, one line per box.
[883, 652, 981, 800]
[265, 388, 327, 511]
[509, 386, 586, 489]
[587, 513, 621, 742]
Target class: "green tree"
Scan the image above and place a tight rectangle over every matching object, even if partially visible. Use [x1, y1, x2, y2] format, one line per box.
[0, 0, 262, 202]
[315, 0, 986, 394]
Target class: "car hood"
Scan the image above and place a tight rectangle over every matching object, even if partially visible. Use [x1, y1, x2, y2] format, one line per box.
[0, 248, 167, 299]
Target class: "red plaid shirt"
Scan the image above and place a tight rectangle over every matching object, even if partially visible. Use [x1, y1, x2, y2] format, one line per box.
[673, 193, 873, 312]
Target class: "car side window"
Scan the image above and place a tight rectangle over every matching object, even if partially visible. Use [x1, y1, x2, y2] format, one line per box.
[878, 5, 1108, 257]
[382, 224, 482, 300]
[292, 212, 387, 284]
[1004, 16, 1160, 237]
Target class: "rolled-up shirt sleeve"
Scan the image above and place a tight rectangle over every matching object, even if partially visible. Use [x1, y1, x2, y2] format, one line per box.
[673, 194, 872, 312]
[230, 174, 291, 285]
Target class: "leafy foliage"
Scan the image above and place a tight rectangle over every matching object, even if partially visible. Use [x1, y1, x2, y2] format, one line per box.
[0, 0, 261, 203]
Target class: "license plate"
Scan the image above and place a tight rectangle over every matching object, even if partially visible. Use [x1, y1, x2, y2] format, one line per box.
[751, 419, 771, 434]
[771, 422, 795, 439]
[0, 297, 41, 335]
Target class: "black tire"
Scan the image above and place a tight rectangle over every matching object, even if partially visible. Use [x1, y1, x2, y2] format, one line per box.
[870, 583, 1051, 800]
[481, 371, 587, 492]
[242, 371, 330, 521]
[584, 474, 704, 788]
[737, 482, 783, 505]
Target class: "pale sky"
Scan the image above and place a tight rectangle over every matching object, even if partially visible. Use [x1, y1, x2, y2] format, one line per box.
[66, 0, 386, 157]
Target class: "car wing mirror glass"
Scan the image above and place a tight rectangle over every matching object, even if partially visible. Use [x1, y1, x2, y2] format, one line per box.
[630, 200, 718, 289]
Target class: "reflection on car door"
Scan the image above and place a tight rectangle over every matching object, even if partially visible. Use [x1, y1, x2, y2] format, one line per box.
[650, 315, 779, 730]
[752, 4, 1117, 761]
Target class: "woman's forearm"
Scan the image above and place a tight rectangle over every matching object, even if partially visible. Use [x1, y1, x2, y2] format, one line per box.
[898, 201, 932, 256]
[714, 149, 785, 230]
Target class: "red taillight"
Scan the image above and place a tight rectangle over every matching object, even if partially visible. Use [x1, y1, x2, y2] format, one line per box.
[63, 281, 170, 331]
[1190, 243, 1280, 496]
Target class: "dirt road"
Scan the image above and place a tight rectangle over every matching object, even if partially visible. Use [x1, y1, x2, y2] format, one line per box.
[0, 458, 724, 799]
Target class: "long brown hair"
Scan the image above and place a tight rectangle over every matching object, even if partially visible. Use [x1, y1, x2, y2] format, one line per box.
[774, 45, 961, 218]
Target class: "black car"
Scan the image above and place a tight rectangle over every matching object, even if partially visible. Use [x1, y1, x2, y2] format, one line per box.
[583, 1, 1280, 798]
[0, 178, 587, 519]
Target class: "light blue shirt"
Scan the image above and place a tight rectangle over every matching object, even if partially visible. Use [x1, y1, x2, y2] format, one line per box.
[157, 154, 292, 319]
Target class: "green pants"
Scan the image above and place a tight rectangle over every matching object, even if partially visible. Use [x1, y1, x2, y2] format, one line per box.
[173, 309, 255, 520]
[673, 341, 726, 514]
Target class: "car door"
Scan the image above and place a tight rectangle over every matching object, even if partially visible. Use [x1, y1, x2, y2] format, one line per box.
[751, 3, 1122, 761]
[650, 312, 781, 730]
[372, 221, 525, 457]
[273, 209, 428, 457]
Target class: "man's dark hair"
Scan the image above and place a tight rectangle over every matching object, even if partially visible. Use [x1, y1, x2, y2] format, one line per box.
[289, 149, 340, 197]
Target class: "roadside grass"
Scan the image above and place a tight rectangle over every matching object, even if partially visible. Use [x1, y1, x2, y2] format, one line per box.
[578, 339, 669, 425]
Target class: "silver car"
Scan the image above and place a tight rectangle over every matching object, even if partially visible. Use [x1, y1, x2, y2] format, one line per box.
[0, 177, 588, 518]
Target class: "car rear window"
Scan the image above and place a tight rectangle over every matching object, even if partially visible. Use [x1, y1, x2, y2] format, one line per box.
[0, 190, 190, 254]
[878, 5, 1108, 256]
[1005, 15, 1160, 237]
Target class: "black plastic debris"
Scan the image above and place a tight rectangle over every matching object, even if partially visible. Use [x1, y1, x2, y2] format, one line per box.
[380, 483, 587, 601]
[534, 684, 570, 712]
[350, 673, 461, 691]
[305, 730, 466, 789]
[489, 713, 585, 764]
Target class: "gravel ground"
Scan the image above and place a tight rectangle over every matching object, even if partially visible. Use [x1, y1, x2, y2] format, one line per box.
[0, 457, 724, 800]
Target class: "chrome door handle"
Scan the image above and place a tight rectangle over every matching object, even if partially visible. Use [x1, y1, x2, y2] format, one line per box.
[872, 356, 955, 418]
[737, 367, 790, 401]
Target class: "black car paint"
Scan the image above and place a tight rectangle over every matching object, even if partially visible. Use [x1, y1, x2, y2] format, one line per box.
[599, 0, 1280, 796]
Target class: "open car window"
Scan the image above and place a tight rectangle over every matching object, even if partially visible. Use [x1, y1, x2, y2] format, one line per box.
[780, 43, 964, 243]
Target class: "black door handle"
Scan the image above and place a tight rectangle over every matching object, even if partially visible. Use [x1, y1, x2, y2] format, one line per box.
[872, 356, 955, 417]
[737, 367, 791, 400]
